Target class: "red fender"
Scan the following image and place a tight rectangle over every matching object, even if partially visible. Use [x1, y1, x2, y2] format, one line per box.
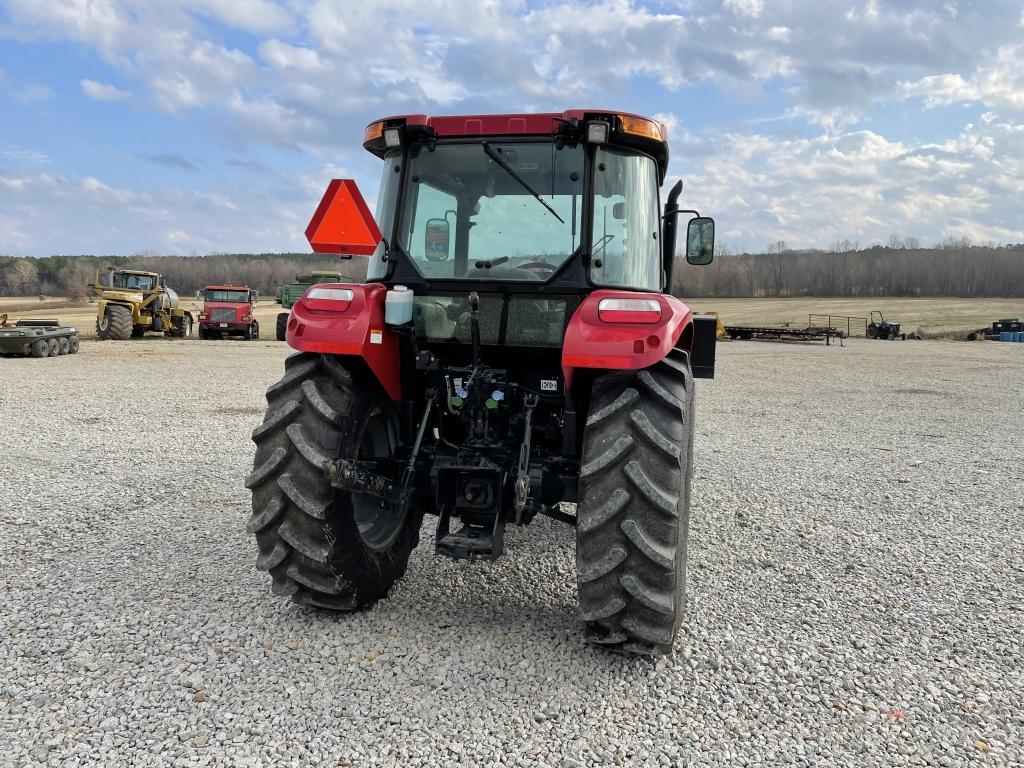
[561, 290, 693, 389]
[286, 283, 401, 400]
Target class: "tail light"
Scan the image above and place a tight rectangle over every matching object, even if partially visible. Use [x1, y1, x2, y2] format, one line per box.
[305, 286, 354, 311]
[597, 297, 662, 324]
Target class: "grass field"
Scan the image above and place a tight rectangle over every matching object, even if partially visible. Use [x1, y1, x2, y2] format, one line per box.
[3, 295, 1022, 340]
[686, 297, 1024, 336]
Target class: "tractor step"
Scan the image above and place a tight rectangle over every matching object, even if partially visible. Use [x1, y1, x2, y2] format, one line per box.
[436, 524, 504, 561]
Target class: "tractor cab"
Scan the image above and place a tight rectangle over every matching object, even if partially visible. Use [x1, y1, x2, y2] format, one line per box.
[359, 110, 713, 291]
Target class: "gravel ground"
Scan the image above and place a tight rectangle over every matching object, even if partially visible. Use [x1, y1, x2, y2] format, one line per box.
[1, 337, 1022, 767]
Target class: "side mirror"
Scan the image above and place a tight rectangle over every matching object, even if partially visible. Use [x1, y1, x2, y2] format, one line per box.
[195, 290, 203, 300]
[611, 201, 627, 220]
[424, 218, 451, 261]
[251, 291, 258, 303]
[686, 217, 715, 265]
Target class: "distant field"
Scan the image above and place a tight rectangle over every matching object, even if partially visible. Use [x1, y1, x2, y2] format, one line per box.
[686, 297, 1024, 336]
[3, 295, 1022, 339]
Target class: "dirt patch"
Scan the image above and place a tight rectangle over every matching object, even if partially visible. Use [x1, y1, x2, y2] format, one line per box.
[215, 406, 264, 416]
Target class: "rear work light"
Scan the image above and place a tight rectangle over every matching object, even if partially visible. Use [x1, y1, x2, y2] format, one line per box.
[306, 287, 354, 303]
[383, 127, 401, 147]
[586, 121, 609, 144]
[305, 286, 355, 311]
[598, 297, 662, 324]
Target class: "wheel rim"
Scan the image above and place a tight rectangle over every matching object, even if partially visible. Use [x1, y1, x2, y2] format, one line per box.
[351, 406, 405, 552]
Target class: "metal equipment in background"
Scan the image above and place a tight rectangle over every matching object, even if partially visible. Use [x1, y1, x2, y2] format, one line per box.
[87, 268, 193, 340]
[0, 319, 80, 357]
[866, 310, 904, 340]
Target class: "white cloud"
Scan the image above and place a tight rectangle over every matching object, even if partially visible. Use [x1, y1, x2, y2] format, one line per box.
[670, 114, 1024, 249]
[723, 0, 764, 18]
[81, 78, 130, 101]
[258, 40, 326, 71]
[151, 74, 204, 112]
[902, 44, 1024, 111]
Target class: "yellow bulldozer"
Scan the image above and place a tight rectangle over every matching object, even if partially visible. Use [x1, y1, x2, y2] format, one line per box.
[88, 268, 194, 340]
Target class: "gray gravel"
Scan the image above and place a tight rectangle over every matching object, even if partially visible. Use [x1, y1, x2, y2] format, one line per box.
[1, 337, 1022, 767]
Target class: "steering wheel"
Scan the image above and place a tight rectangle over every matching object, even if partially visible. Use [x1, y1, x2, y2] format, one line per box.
[517, 261, 558, 277]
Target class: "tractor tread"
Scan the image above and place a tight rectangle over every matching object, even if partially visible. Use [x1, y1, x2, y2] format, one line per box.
[586, 388, 639, 426]
[245, 447, 288, 489]
[285, 561, 340, 594]
[246, 494, 286, 534]
[256, 542, 289, 572]
[276, 472, 329, 520]
[252, 400, 301, 441]
[620, 574, 673, 614]
[576, 488, 630, 535]
[638, 369, 682, 411]
[629, 410, 680, 461]
[623, 461, 677, 517]
[301, 379, 342, 424]
[586, 630, 630, 645]
[286, 423, 329, 470]
[621, 519, 675, 570]
[577, 545, 627, 583]
[294, 591, 359, 611]
[580, 434, 634, 479]
[266, 358, 318, 400]
[579, 595, 626, 622]
[621, 615, 674, 647]
[278, 517, 332, 563]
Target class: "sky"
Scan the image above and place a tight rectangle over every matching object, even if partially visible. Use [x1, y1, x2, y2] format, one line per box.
[1, 0, 1023, 256]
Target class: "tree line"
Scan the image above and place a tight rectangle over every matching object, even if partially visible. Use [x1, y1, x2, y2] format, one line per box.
[0, 253, 368, 299]
[672, 239, 1024, 298]
[1, 238, 1022, 299]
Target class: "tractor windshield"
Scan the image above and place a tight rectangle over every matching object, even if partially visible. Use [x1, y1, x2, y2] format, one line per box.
[113, 273, 156, 291]
[394, 141, 584, 281]
[205, 290, 249, 302]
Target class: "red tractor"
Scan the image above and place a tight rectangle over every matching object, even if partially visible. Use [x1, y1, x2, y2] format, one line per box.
[198, 285, 260, 340]
[247, 110, 717, 655]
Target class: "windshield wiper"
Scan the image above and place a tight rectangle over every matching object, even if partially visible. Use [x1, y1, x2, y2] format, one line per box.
[474, 256, 510, 269]
[481, 142, 564, 224]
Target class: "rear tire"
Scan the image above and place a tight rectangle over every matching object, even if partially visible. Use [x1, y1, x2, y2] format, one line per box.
[57, 337, 70, 355]
[576, 348, 695, 656]
[867, 323, 879, 339]
[171, 314, 193, 338]
[247, 352, 422, 610]
[276, 312, 288, 341]
[97, 305, 133, 340]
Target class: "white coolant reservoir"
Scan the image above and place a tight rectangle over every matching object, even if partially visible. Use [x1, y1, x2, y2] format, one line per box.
[384, 285, 414, 325]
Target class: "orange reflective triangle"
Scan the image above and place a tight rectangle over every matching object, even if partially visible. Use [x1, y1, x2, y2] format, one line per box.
[305, 179, 383, 255]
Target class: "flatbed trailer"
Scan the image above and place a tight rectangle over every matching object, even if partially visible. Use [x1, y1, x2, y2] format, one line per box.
[725, 324, 844, 345]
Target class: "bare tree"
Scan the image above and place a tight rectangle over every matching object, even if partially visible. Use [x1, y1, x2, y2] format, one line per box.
[8, 259, 39, 295]
[766, 240, 788, 296]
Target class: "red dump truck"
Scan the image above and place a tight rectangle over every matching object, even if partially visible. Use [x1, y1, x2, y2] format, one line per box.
[197, 285, 260, 340]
